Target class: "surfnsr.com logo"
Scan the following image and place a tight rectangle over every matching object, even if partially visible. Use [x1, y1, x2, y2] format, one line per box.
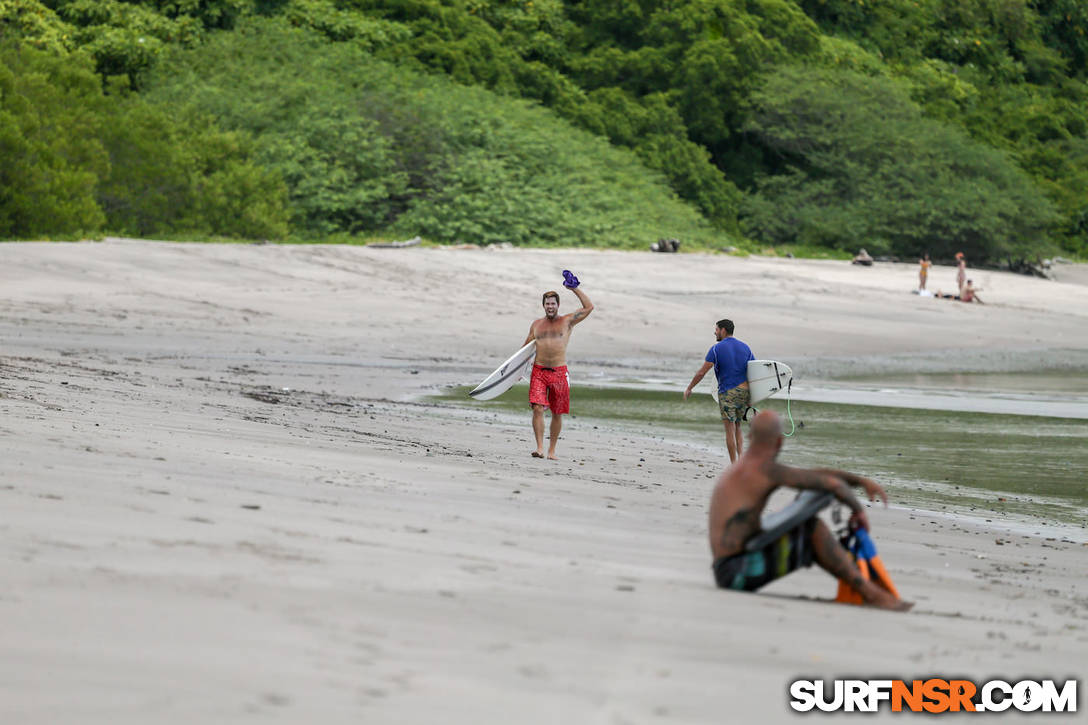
[789, 679, 1078, 713]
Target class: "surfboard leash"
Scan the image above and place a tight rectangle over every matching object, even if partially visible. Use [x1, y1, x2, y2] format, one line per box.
[743, 378, 797, 436]
[782, 378, 797, 437]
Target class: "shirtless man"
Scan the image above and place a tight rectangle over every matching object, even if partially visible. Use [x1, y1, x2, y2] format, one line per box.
[935, 279, 983, 303]
[523, 272, 593, 459]
[708, 410, 912, 611]
[960, 279, 984, 304]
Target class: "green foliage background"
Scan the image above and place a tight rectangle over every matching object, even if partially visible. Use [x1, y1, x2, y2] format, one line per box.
[1, 0, 1085, 260]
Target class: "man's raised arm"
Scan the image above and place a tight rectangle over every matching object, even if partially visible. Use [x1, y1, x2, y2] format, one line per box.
[569, 286, 593, 325]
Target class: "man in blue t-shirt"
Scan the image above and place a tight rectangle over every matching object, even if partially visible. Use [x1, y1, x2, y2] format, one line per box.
[683, 319, 755, 462]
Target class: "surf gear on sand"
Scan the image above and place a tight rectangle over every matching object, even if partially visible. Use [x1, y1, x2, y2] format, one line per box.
[835, 527, 901, 604]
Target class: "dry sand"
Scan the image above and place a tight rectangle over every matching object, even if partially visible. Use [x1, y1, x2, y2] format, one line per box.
[1, 239, 1085, 723]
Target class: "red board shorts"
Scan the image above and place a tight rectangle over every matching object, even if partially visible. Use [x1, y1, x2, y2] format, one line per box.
[529, 364, 570, 414]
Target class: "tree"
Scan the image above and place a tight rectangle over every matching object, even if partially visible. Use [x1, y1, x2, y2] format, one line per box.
[0, 42, 107, 238]
[741, 65, 1059, 260]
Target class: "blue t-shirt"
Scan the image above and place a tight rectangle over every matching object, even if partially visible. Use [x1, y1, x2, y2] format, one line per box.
[705, 337, 754, 393]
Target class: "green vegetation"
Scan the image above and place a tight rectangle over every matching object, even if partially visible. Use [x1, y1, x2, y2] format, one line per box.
[143, 19, 713, 246]
[0, 40, 287, 240]
[740, 65, 1060, 262]
[1, 0, 1085, 260]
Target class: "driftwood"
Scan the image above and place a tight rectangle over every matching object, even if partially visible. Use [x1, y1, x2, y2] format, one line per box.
[366, 236, 422, 249]
[851, 248, 873, 266]
[1002, 257, 1054, 280]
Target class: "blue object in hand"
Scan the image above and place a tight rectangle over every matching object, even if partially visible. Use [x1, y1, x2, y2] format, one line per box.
[562, 270, 580, 289]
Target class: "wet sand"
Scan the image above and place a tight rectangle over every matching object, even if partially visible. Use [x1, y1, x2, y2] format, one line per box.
[1, 240, 1085, 723]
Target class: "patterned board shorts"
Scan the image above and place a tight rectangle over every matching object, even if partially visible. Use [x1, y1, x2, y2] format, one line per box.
[712, 518, 817, 591]
[529, 364, 570, 414]
[718, 385, 750, 423]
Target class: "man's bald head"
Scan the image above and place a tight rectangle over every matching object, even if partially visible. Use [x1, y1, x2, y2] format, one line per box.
[750, 410, 784, 450]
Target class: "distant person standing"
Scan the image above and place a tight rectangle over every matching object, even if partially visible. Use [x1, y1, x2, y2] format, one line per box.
[918, 253, 932, 290]
[955, 252, 967, 295]
[684, 319, 755, 462]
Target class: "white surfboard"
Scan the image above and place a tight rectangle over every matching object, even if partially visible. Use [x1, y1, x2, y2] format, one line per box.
[469, 340, 537, 400]
[747, 360, 793, 404]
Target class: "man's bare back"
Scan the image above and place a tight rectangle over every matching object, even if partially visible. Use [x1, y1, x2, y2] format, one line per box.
[708, 411, 912, 611]
[707, 456, 779, 560]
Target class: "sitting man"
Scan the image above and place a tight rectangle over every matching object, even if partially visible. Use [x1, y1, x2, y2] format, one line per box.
[960, 280, 984, 304]
[935, 280, 984, 304]
[708, 410, 912, 611]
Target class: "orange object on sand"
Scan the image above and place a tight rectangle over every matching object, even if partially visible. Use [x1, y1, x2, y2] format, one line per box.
[835, 529, 899, 605]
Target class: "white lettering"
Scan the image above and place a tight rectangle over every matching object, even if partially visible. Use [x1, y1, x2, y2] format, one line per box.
[844, 680, 869, 712]
[1013, 680, 1043, 712]
[982, 680, 1013, 712]
[1041, 680, 1077, 712]
[789, 681, 816, 712]
[868, 680, 893, 711]
[816, 680, 844, 712]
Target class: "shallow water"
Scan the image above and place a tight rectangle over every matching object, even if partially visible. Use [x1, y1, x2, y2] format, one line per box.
[435, 384, 1088, 536]
[840, 370, 1088, 394]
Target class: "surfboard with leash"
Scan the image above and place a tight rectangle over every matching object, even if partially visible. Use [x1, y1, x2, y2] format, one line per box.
[746, 359, 793, 405]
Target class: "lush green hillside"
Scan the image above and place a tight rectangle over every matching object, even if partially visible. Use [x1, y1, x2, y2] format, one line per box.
[3, 0, 1085, 261]
[144, 19, 715, 247]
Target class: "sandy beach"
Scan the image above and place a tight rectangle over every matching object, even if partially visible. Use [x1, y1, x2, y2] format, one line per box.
[1, 239, 1085, 723]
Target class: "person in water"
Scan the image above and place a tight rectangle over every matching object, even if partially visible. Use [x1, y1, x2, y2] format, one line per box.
[522, 272, 593, 460]
[708, 410, 913, 611]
